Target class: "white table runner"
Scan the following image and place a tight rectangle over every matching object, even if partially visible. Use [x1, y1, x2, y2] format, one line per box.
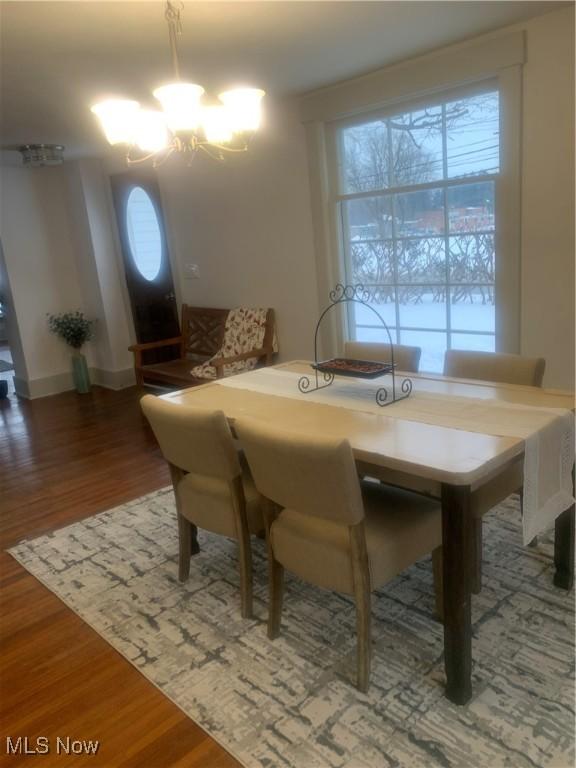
[217, 368, 575, 543]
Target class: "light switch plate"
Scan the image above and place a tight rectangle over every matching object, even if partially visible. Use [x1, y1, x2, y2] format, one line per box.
[184, 263, 200, 279]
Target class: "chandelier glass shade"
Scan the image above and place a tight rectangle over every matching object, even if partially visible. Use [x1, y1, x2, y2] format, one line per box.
[90, 2, 265, 165]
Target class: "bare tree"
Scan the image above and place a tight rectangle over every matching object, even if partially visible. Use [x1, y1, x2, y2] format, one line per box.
[344, 95, 497, 308]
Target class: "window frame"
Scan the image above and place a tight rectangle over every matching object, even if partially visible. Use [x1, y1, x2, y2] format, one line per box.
[320, 70, 521, 366]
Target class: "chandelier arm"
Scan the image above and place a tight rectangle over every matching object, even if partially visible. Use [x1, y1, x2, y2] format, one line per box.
[152, 145, 177, 168]
[126, 151, 158, 165]
[197, 144, 226, 162]
[126, 144, 174, 165]
[197, 141, 249, 154]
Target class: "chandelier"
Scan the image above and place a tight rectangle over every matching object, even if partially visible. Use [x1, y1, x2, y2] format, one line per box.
[90, 1, 265, 165]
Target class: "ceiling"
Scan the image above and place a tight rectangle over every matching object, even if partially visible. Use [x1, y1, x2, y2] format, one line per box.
[0, 1, 570, 159]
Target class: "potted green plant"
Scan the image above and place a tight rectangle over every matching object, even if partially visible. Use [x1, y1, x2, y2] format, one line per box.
[47, 311, 95, 394]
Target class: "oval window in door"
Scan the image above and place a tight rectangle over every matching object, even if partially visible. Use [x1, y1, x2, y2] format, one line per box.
[125, 186, 162, 281]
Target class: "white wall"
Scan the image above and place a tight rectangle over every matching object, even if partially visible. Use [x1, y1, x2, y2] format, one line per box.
[157, 96, 319, 362]
[67, 159, 134, 376]
[0, 165, 87, 395]
[0, 159, 136, 397]
[519, 9, 575, 389]
[65, 161, 112, 373]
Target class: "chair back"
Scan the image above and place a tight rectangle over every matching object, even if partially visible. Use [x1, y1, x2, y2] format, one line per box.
[181, 305, 228, 358]
[443, 349, 545, 387]
[236, 419, 364, 525]
[140, 395, 241, 480]
[344, 341, 421, 373]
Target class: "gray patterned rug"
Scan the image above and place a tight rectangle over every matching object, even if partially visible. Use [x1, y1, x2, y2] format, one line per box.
[9, 489, 575, 768]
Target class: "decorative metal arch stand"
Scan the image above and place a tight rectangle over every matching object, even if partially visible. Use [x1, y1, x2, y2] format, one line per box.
[298, 284, 413, 407]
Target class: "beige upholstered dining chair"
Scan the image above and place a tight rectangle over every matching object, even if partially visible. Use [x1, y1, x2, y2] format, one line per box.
[344, 341, 421, 373]
[443, 349, 545, 387]
[444, 349, 546, 587]
[236, 419, 442, 692]
[443, 352, 546, 503]
[373, 349, 547, 594]
[140, 395, 264, 618]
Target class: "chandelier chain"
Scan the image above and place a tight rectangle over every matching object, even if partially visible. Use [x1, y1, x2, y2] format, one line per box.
[165, 1, 184, 81]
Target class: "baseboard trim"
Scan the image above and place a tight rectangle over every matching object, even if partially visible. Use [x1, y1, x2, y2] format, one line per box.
[91, 367, 136, 390]
[13, 376, 31, 399]
[25, 372, 74, 399]
[15, 367, 136, 399]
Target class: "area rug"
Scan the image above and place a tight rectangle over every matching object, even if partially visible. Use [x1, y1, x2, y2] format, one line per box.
[9, 489, 575, 768]
[0, 359, 14, 373]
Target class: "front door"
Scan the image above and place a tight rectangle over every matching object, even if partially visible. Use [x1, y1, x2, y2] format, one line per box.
[111, 173, 180, 345]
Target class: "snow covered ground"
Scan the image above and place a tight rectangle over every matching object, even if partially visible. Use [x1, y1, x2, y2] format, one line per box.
[353, 296, 495, 372]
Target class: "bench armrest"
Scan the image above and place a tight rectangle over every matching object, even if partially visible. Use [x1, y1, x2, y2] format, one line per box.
[129, 337, 185, 380]
[128, 336, 184, 353]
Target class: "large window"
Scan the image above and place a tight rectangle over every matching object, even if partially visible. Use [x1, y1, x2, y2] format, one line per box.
[336, 86, 500, 372]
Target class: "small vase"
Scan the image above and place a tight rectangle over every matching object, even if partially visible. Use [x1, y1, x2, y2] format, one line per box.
[71, 350, 91, 394]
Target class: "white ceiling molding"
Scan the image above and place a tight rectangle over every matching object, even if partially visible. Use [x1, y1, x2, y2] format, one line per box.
[300, 29, 525, 124]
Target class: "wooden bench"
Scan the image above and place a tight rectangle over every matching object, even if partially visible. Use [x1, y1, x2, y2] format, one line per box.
[129, 305, 275, 389]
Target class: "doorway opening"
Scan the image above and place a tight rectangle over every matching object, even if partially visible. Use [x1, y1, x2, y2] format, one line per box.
[0, 247, 16, 400]
[0, 303, 15, 398]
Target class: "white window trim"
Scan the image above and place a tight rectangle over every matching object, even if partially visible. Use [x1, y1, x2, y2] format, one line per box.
[303, 31, 523, 361]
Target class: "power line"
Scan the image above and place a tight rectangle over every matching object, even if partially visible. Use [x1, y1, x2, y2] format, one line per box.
[347, 144, 499, 187]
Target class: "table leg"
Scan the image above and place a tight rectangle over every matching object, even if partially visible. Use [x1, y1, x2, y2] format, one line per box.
[441, 483, 473, 705]
[554, 505, 574, 590]
[554, 467, 575, 590]
[472, 518, 482, 595]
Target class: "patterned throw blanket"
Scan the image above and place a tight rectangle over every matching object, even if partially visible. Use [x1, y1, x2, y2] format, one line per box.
[191, 307, 274, 380]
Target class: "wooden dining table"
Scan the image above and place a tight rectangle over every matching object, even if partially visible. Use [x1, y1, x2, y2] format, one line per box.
[162, 360, 575, 705]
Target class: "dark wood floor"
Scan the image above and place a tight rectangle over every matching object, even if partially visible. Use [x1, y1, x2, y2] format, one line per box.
[0, 385, 240, 767]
